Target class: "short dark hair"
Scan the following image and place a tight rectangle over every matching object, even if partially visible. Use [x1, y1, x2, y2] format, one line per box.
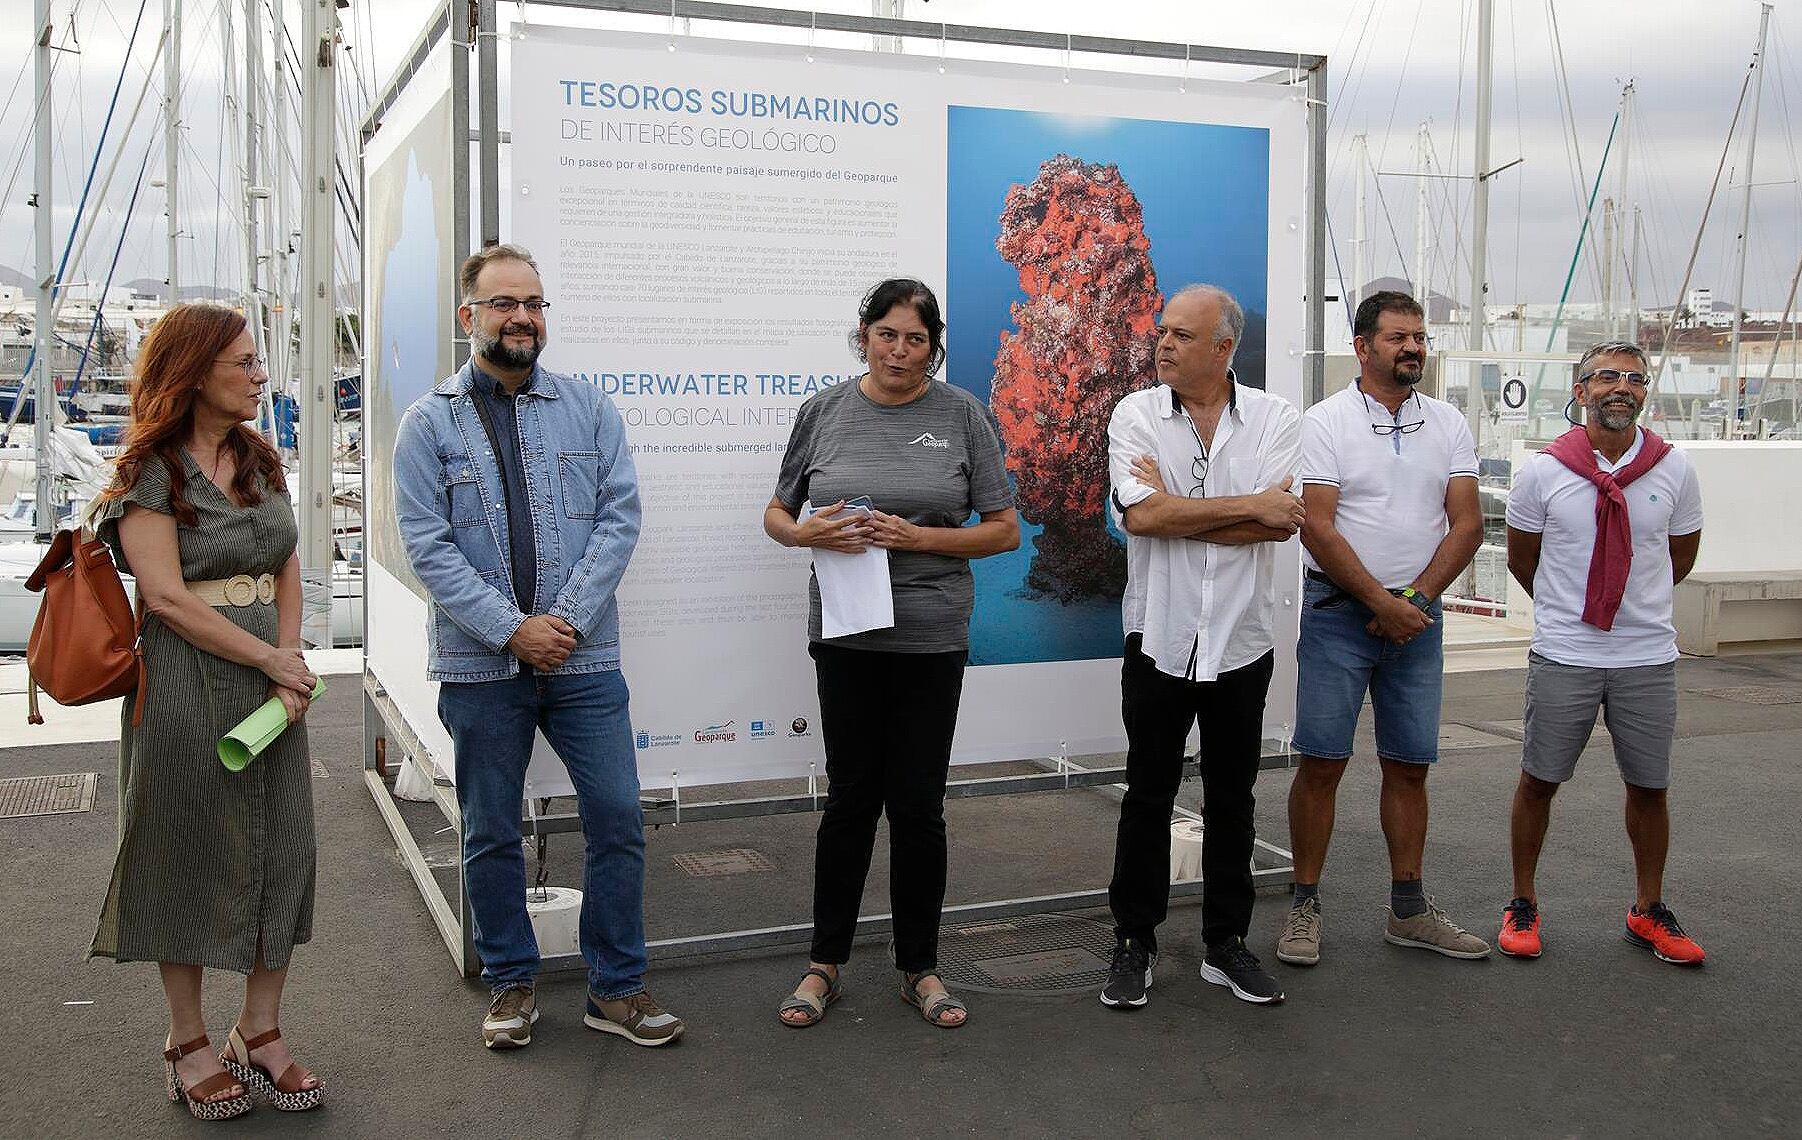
[1354, 290, 1424, 341]
[459, 243, 540, 302]
[850, 278, 947, 377]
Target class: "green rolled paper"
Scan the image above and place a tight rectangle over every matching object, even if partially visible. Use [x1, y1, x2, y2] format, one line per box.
[218, 678, 326, 771]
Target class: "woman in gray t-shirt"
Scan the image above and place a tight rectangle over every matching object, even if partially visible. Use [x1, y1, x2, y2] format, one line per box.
[764, 279, 1018, 1030]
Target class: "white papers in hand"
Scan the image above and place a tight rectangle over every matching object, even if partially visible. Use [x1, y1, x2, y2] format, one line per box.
[800, 502, 894, 638]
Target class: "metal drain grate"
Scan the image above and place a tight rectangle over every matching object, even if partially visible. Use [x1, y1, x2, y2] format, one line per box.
[0, 773, 97, 819]
[672, 848, 777, 877]
[937, 912, 1117, 995]
[1698, 686, 1802, 706]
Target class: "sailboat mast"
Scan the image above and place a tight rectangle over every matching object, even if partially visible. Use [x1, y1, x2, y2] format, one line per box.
[1413, 121, 1431, 309]
[1466, 0, 1493, 437]
[1727, 2, 1772, 430]
[270, 0, 292, 405]
[1351, 133, 1368, 311]
[1614, 81, 1634, 340]
[298, 0, 338, 647]
[1601, 199, 1616, 337]
[242, 0, 267, 365]
[33, 0, 54, 541]
[164, 0, 181, 303]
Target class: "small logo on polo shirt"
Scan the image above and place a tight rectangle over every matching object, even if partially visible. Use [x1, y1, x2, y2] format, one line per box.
[1649, 493, 1659, 502]
[907, 432, 951, 449]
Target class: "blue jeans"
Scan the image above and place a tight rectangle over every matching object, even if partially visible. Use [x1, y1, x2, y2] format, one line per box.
[1292, 577, 1445, 764]
[438, 667, 647, 997]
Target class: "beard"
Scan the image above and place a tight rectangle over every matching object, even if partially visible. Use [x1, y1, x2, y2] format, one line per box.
[1391, 355, 1425, 386]
[473, 323, 543, 370]
[1588, 395, 1640, 431]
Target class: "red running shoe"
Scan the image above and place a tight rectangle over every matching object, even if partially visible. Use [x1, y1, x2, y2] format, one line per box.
[1624, 902, 1707, 966]
[1498, 897, 1542, 958]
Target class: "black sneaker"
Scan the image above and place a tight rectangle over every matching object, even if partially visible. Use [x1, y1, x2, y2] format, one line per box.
[1099, 938, 1154, 1009]
[1201, 938, 1285, 1004]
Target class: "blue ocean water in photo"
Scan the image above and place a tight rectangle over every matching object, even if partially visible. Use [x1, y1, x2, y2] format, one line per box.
[945, 105, 1271, 665]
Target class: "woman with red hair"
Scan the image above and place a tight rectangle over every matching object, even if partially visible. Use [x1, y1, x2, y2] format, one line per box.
[89, 303, 324, 1119]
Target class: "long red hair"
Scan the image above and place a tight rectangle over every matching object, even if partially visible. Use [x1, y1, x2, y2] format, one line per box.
[94, 303, 286, 526]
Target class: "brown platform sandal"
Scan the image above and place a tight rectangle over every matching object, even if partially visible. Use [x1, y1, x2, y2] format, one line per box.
[219, 1026, 324, 1112]
[163, 1035, 253, 1121]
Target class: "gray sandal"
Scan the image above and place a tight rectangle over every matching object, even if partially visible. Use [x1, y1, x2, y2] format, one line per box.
[901, 971, 967, 1028]
[777, 967, 842, 1028]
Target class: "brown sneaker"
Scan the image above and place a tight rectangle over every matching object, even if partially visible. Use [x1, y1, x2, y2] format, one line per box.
[1384, 898, 1492, 960]
[483, 985, 538, 1049]
[1276, 896, 1322, 966]
[583, 990, 685, 1047]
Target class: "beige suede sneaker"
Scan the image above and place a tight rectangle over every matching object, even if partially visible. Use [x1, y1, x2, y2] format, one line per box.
[1276, 896, 1322, 966]
[1384, 898, 1492, 959]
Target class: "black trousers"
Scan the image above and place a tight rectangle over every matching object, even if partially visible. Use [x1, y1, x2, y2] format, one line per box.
[808, 641, 967, 974]
[1108, 636, 1274, 951]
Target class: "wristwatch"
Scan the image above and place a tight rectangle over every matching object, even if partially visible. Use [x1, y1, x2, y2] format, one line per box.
[1397, 586, 1434, 615]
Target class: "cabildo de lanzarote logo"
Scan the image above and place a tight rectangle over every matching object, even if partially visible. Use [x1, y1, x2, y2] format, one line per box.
[635, 730, 682, 750]
[694, 720, 738, 743]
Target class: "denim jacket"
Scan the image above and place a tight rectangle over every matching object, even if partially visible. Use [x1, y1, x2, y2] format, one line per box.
[393, 360, 641, 682]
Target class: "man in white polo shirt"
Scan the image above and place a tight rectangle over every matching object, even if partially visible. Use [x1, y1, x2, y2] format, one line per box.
[1498, 340, 1705, 966]
[1279, 290, 1490, 968]
[1098, 284, 1305, 1010]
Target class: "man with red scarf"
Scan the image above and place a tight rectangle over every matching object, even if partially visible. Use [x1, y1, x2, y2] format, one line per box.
[1500, 341, 1706, 965]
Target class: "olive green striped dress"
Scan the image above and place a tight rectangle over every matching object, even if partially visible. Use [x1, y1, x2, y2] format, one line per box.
[89, 453, 316, 973]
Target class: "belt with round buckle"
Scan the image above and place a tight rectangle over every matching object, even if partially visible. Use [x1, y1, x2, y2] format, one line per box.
[188, 573, 277, 607]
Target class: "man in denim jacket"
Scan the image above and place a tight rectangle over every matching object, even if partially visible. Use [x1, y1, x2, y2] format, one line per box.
[394, 244, 683, 1051]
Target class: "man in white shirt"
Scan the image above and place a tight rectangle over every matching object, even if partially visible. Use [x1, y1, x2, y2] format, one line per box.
[1499, 340, 1706, 966]
[1280, 291, 1490, 968]
[1098, 285, 1305, 1009]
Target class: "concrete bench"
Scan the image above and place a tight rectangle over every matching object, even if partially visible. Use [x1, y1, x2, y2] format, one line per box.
[1674, 570, 1802, 656]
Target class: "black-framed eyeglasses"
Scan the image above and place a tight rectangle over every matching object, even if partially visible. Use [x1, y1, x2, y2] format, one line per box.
[1580, 367, 1648, 388]
[1360, 387, 1425, 436]
[213, 354, 267, 376]
[470, 296, 551, 315]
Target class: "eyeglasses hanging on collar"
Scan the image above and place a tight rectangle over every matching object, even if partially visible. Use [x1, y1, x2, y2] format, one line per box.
[1182, 411, 1210, 497]
[1359, 385, 1426, 436]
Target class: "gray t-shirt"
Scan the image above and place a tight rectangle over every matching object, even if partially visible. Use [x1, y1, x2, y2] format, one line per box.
[774, 378, 1013, 652]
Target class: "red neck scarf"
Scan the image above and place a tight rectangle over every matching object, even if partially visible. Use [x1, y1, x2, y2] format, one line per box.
[1541, 425, 1672, 630]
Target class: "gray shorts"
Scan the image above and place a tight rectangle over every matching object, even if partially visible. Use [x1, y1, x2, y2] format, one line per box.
[1522, 651, 1677, 789]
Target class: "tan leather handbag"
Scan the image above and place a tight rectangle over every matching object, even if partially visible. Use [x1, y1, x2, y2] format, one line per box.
[23, 527, 146, 725]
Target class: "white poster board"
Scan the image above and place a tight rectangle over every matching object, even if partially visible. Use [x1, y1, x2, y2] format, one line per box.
[397, 25, 1308, 792]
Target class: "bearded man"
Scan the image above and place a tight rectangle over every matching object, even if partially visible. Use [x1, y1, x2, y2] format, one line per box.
[394, 244, 686, 1051]
[1497, 341, 1706, 966]
[1278, 290, 1491, 969]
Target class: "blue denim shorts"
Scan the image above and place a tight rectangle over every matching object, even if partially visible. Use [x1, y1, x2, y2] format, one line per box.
[1291, 577, 1445, 764]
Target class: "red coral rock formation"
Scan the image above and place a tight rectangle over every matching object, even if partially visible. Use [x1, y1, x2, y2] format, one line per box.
[991, 154, 1161, 602]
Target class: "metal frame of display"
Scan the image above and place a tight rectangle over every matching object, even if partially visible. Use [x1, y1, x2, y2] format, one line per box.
[361, 0, 1328, 978]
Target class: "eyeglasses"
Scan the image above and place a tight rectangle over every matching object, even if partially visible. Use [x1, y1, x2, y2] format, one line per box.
[470, 297, 551, 315]
[214, 355, 267, 376]
[1360, 388, 1425, 436]
[1580, 367, 1648, 388]
[1181, 413, 1210, 498]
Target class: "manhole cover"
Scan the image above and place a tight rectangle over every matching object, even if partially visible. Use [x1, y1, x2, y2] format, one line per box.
[937, 912, 1117, 995]
[0, 773, 97, 819]
[672, 848, 777, 877]
[1698, 686, 1802, 705]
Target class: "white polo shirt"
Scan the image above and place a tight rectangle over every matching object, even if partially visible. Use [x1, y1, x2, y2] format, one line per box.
[1108, 379, 1301, 681]
[1506, 431, 1703, 668]
[1299, 381, 1478, 589]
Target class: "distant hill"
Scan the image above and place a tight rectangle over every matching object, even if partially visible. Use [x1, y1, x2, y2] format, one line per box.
[119, 277, 241, 302]
[1355, 276, 1459, 324]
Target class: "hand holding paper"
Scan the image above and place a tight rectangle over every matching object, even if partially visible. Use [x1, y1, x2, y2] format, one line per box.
[219, 678, 326, 772]
[799, 502, 893, 638]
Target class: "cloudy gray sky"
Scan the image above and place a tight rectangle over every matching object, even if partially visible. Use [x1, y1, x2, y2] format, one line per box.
[3, 0, 1799, 311]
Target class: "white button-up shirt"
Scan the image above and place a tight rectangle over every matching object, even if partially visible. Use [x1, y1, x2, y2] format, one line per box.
[1108, 379, 1302, 681]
